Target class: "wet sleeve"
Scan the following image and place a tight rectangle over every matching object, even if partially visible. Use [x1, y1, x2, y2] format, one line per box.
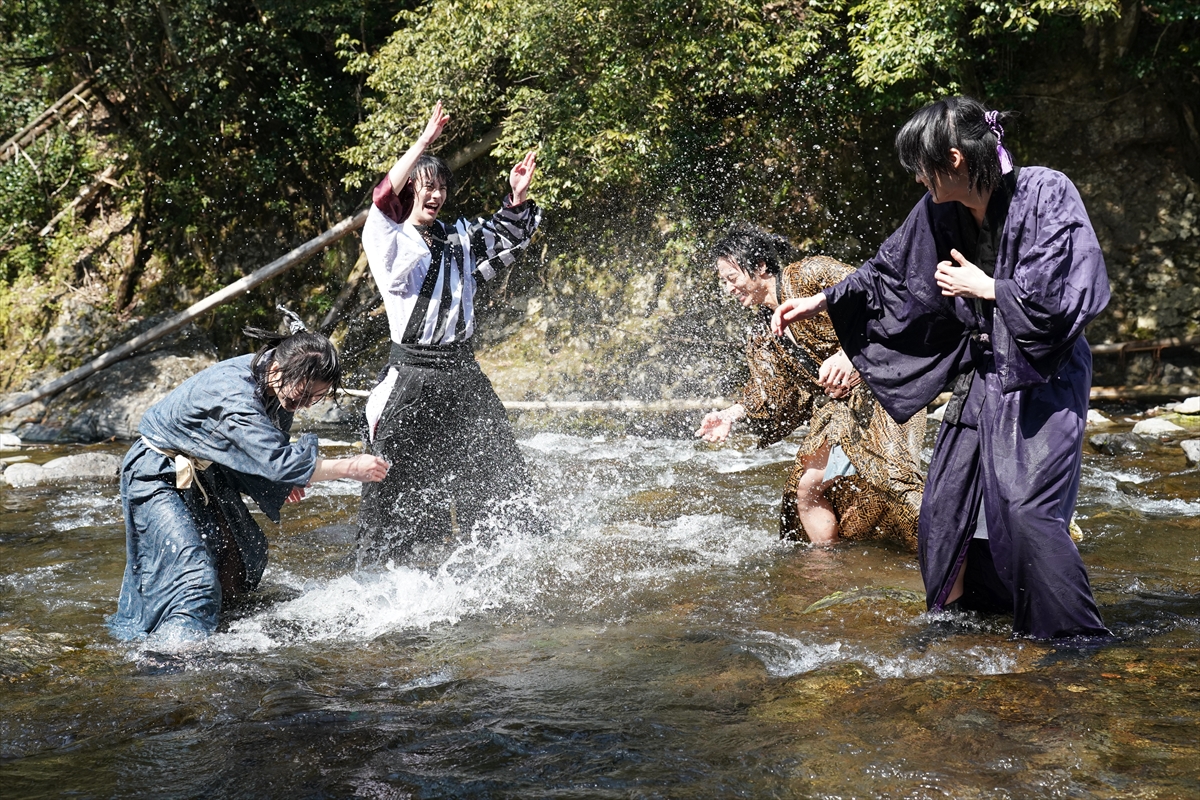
[212, 412, 319, 488]
[735, 330, 814, 447]
[994, 174, 1110, 367]
[464, 196, 543, 281]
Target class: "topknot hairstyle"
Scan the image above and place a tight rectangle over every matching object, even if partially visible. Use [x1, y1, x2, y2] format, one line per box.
[895, 96, 1013, 193]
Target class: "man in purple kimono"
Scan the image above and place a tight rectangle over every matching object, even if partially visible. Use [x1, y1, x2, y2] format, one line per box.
[774, 97, 1111, 640]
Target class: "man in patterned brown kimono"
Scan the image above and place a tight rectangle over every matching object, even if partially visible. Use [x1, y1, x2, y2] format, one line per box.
[697, 224, 925, 550]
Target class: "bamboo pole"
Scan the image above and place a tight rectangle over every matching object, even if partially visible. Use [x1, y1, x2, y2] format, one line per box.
[0, 79, 94, 163]
[335, 389, 729, 413]
[0, 210, 369, 417]
[1089, 336, 1200, 355]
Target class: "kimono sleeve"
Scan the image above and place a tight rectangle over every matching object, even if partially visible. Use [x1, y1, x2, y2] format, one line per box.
[465, 196, 542, 281]
[362, 176, 429, 295]
[993, 171, 1110, 374]
[824, 200, 971, 424]
[212, 411, 319, 489]
[736, 324, 814, 447]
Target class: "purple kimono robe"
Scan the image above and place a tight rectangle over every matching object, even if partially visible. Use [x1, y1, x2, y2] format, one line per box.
[824, 166, 1111, 640]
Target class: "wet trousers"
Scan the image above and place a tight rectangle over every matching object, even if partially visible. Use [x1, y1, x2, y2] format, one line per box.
[108, 441, 268, 640]
[357, 353, 541, 562]
[918, 340, 1109, 640]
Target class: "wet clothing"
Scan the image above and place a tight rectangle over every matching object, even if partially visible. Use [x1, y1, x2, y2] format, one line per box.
[357, 177, 542, 560]
[108, 354, 318, 640]
[738, 256, 926, 551]
[824, 166, 1111, 640]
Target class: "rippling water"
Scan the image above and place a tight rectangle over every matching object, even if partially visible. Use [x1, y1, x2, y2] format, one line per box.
[1, 422, 1198, 798]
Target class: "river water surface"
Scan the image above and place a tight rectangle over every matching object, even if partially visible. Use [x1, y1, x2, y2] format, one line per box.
[2, 418, 1198, 798]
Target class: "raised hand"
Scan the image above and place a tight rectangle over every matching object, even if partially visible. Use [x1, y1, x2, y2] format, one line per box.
[419, 100, 450, 147]
[509, 151, 537, 205]
[771, 293, 828, 336]
[935, 248, 996, 300]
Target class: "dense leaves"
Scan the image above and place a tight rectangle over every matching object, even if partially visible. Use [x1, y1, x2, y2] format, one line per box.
[342, 0, 1126, 220]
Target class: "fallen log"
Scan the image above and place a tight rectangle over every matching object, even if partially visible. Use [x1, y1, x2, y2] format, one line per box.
[0, 128, 509, 419]
[0, 210, 368, 418]
[38, 161, 124, 237]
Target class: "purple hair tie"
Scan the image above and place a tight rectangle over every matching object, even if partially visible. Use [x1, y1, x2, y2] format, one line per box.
[985, 110, 1014, 174]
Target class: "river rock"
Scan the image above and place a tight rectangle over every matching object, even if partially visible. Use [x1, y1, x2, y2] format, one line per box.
[4, 321, 220, 444]
[1, 452, 122, 487]
[1089, 432, 1145, 456]
[1174, 396, 1200, 415]
[1086, 409, 1114, 427]
[1132, 417, 1186, 436]
[1181, 440, 1200, 465]
[0, 433, 21, 449]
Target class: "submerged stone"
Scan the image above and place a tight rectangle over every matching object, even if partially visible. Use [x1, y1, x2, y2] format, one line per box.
[804, 586, 925, 614]
[1089, 432, 1145, 456]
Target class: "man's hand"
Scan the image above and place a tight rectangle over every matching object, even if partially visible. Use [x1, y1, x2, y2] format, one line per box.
[771, 293, 828, 336]
[695, 404, 746, 443]
[509, 151, 537, 205]
[935, 248, 996, 300]
[818, 350, 860, 399]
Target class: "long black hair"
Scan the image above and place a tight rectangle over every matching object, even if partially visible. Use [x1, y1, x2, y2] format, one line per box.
[246, 321, 342, 401]
[711, 223, 794, 278]
[895, 96, 1013, 193]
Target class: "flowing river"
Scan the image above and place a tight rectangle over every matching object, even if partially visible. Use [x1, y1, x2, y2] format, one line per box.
[2, 414, 1198, 798]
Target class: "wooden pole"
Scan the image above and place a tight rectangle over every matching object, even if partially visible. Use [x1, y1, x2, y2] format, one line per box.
[1089, 336, 1200, 355]
[0, 126, 511, 418]
[0, 209, 369, 417]
[0, 79, 94, 163]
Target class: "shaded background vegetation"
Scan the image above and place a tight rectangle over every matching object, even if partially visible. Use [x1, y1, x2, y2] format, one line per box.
[1, 0, 1197, 398]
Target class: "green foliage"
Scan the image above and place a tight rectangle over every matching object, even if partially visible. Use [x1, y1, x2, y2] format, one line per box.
[0, 0, 407, 294]
[344, 0, 1125, 222]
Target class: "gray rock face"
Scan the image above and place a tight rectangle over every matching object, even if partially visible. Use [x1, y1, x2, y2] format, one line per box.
[1, 452, 123, 487]
[1181, 440, 1200, 465]
[2, 321, 218, 444]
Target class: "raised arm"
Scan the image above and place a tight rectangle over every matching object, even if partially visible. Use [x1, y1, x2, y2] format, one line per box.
[508, 151, 537, 205]
[385, 101, 450, 196]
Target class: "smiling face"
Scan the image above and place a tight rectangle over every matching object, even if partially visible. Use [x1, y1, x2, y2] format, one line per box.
[716, 257, 776, 309]
[408, 177, 448, 225]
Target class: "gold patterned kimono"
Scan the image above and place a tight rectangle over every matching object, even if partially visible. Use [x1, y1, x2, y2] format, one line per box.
[737, 256, 926, 551]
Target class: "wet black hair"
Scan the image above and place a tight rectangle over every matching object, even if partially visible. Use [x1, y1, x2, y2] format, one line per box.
[895, 96, 1012, 193]
[711, 223, 794, 278]
[410, 153, 455, 198]
[245, 327, 342, 401]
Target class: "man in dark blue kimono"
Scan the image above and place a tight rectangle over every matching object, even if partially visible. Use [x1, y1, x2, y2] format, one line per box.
[775, 97, 1111, 640]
